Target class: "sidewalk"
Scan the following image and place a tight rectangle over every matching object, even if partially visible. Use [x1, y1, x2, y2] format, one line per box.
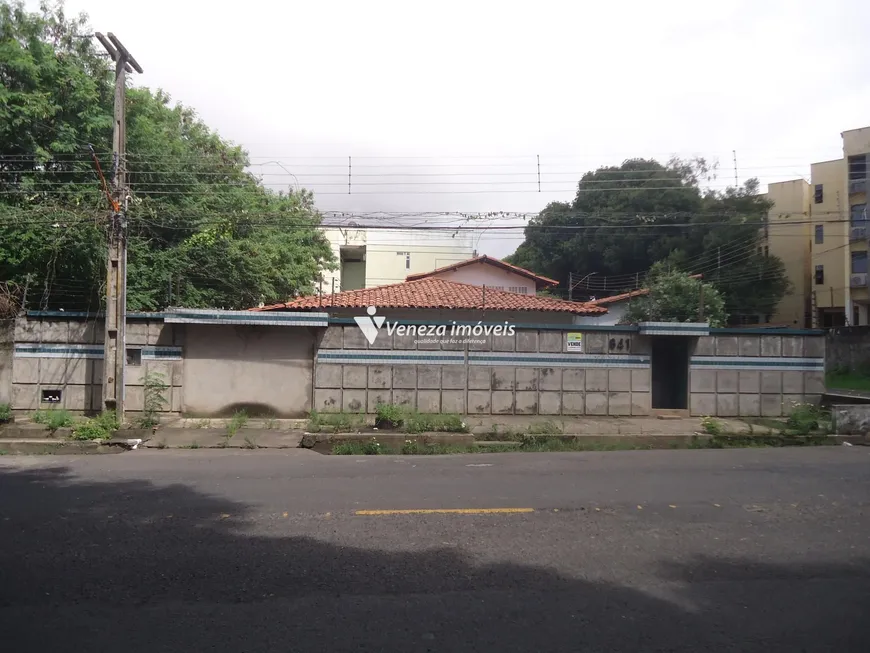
[464, 415, 758, 436]
[2, 414, 824, 454]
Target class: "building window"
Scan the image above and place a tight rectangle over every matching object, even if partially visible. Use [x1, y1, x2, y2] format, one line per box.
[849, 154, 867, 182]
[814, 225, 824, 244]
[507, 286, 527, 294]
[406, 254, 410, 270]
[814, 184, 823, 204]
[126, 348, 142, 366]
[852, 204, 867, 225]
[852, 251, 868, 274]
[854, 306, 861, 327]
[815, 265, 824, 285]
[41, 389, 61, 404]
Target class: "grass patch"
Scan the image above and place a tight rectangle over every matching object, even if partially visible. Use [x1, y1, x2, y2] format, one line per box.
[0, 403, 11, 422]
[264, 416, 278, 430]
[826, 369, 870, 392]
[32, 408, 74, 432]
[785, 401, 824, 435]
[701, 434, 831, 448]
[332, 437, 384, 455]
[374, 403, 468, 434]
[243, 434, 259, 449]
[404, 411, 466, 434]
[308, 410, 366, 433]
[700, 416, 724, 436]
[477, 424, 524, 441]
[70, 410, 119, 441]
[226, 409, 249, 437]
[526, 420, 563, 436]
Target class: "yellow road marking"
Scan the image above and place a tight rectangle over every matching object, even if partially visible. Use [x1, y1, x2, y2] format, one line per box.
[355, 508, 534, 516]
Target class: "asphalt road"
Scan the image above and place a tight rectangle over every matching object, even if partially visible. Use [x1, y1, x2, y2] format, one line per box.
[1, 447, 869, 652]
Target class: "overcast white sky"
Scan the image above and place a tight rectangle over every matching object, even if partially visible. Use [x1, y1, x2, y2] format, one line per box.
[48, 0, 870, 257]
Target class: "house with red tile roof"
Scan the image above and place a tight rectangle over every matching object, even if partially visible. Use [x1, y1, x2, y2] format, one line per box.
[588, 274, 703, 325]
[251, 277, 605, 324]
[404, 255, 559, 294]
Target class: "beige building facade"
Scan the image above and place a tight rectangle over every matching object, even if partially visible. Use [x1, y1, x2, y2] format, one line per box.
[766, 126, 870, 328]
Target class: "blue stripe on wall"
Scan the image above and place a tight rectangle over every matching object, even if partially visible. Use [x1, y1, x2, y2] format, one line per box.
[14, 344, 183, 360]
[690, 356, 823, 370]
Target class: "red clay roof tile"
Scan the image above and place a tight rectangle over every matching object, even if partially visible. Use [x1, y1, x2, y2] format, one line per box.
[250, 278, 605, 315]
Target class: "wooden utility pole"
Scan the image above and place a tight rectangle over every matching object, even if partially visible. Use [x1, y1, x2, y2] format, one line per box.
[95, 32, 143, 422]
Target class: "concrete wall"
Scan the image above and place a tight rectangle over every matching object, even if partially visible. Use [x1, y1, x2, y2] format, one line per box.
[688, 333, 825, 417]
[313, 325, 649, 416]
[831, 404, 870, 435]
[10, 317, 182, 415]
[9, 317, 315, 418]
[181, 324, 316, 417]
[430, 264, 537, 294]
[313, 325, 825, 418]
[826, 325, 870, 372]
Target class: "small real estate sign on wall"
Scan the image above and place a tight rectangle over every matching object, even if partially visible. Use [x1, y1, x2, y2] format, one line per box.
[566, 333, 583, 352]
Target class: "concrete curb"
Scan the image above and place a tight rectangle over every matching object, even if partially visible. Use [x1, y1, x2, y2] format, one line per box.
[0, 439, 123, 455]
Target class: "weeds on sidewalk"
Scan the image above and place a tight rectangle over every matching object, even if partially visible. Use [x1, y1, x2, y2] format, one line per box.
[0, 403, 11, 423]
[700, 416, 723, 436]
[32, 408, 74, 433]
[308, 410, 366, 433]
[329, 433, 835, 456]
[71, 411, 119, 441]
[376, 403, 467, 433]
[137, 371, 168, 429]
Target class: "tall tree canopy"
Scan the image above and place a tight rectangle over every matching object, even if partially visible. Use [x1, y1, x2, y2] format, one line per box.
[0, 0, 334, 312]
[506, 158, 789, 323]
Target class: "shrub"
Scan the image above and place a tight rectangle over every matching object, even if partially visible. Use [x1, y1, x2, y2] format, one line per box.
[0, 403, 11, 422]
[138, 371, 169, 429]
[700, 416, 723, 436]
[71, 410, 119, 441]
[32, 408, 74, 432]
[308, 410, 365, 433]
[786, 402, 821, 435]
[375, 403, 406, 429]
[404, 412, 467, 433]
[226, 409, 248, 437]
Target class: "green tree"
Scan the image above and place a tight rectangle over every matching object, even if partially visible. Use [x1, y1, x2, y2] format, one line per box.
[506, 158, 789, 323]
[0, 0, 334, 312]
[622, 264, 727, 327]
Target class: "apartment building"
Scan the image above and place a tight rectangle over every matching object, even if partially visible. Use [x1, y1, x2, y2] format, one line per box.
[318, 221, 476, 293]
[766, 126, 870, 328]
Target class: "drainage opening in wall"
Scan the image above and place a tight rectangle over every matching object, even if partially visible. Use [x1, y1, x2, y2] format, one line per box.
[41, 389, 62, 404]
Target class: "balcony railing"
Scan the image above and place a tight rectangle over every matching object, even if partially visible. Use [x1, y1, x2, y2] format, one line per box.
[849, 178, 867, 195]
[850, 224, 868, 241]
[850, 272, 868, 288]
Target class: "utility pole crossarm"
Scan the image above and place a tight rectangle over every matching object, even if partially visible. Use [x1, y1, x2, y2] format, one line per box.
[94, 32, 134, 73]
[94, 32, 141, 423]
